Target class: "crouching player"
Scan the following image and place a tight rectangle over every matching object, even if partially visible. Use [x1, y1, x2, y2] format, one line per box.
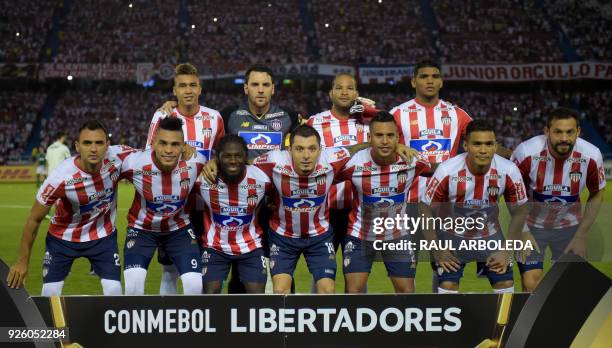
[511, 108, 605, 291]
[7, 120, 132, 295]
[335, 112, 430, 293]
[421, 120, 529, 293]
[121, 117, 204, 295]
[198, 135, 272, 293]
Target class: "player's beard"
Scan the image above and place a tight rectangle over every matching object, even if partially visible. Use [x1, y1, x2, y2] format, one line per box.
[552, 141, 574, 156]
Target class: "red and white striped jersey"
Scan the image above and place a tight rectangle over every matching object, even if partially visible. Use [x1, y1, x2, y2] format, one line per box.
[422, 153, 528, 238]
[253, 148, 351, 238]
[120, 150, 206, 232]
[146, 106, 224, 160]
[36, 145, 135, 242]
[198, 166, 272, 255]
[511, 135, 606, 229]
[336, 149, 430, 241]
[147, 105, 223, 212]
[391, 99, 472, 202]
[307, 110, 369, 210]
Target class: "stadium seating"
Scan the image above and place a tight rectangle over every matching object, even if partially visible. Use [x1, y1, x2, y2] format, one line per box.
[0, 0, 55, 63]
[0, 91, 46, 164]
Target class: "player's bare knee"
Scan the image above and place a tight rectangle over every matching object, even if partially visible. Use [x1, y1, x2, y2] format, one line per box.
[493, 280, 514, 289]
[439, 281, 459, 291]
[204, 281, 222, 294]
[315, 279, 335, 294]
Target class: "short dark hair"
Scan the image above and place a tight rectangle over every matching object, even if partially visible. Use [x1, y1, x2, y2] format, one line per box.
[331, 73, 357, 90]
[413, 60, 442, 77]
[546, 107, 579, 128]
[175, 62, 198, 77]
[157, 117, 184, 133]
[78, 120, 109, 140]
[289, 125, 321, 145]
[369, 111, 397, 129]
[215, 134, 248, 157]
[55, 131, 67, 140]
[465, 119, 495, 140]
[245, 65, 274, 83]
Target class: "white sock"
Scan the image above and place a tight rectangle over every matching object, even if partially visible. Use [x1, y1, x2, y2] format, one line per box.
[159, 264, 179, 295]
[41, 281, 64, 296]
[493, 286, 514, 294]
[124, 268, 147, 295]
[437, 287, 459, 294]
[180, 272, 202, 295]
[264, 257, 274, 294]
[101, 278, 122, 295]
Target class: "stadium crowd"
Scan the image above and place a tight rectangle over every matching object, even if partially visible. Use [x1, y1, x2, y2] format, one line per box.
[545, 0, 612, 61]
[0, 0, 55, 63]
[311, 0, 435, 64]
[432, 0, 564, 63]
[0, 91, 45, 164]
[53, 0, 179, 64]
[186, 0, 308, 75]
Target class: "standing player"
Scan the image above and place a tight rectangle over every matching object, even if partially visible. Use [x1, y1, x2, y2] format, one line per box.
[160, 65, 299, 293]
[198, 135, 272, 293]
[306, 73, 374, 251]
[390, 60, 512, 291]
[147, 63, 224, 295]
[34, 145, 46, 187]
[46, 132, 71, 175]
[421, 120, 529, 294]
[121, 117, 205, 295]
[7, 121, 130, 295]
[511, 108, 605, 291]
[335, 112, 430, 293]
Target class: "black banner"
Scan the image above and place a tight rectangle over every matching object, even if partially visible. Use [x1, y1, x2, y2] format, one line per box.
[30, 294, 528, 348]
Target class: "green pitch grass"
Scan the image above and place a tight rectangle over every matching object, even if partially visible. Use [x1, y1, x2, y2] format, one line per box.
[1, 182, 611, 295]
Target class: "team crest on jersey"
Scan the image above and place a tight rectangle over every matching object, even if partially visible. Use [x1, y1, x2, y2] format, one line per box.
[397, 172, 408, 184]
[247, 195, 259, 206]
[487, 185, 500, 196]
[180, 178, 191, 190]
[316, 175, 326, 186]
[272, 119, 282, 131]
[441, 116, 452, 125]
[569, 171, 582, 183]
[202, 128, 213, 138]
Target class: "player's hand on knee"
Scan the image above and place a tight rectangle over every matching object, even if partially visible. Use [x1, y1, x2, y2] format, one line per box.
[200, 158, 218, 183]
[435, 250, 460, 272]
[487, 251, 510, 274]
[7, 261, 28, 289]
[157, 101, 177, 115]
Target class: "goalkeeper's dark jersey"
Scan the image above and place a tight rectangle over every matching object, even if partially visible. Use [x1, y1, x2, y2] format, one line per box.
[221, 103, 299, 159]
